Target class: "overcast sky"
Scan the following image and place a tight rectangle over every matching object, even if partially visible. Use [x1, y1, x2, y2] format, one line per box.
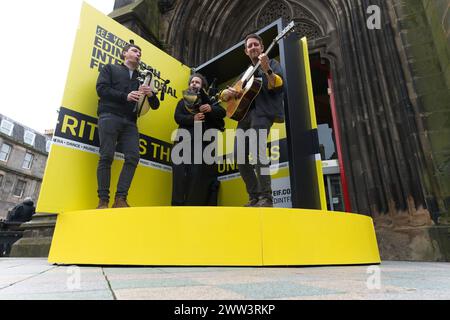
[0, 0, 115, 133]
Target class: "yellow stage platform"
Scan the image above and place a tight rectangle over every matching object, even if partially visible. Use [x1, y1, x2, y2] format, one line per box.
[48, 207, 380, 266]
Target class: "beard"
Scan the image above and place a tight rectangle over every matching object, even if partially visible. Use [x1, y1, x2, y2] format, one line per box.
[189, 86, 200, 93]
[248, 51, 260, 64]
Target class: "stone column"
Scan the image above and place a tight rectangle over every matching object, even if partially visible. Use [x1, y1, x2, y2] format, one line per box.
[388, 0, 450, 224]
[110, 0, 163, 48]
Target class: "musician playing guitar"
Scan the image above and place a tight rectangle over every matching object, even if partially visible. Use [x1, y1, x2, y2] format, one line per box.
[95, 43, 160, 209]
[221, 34, 284, 207]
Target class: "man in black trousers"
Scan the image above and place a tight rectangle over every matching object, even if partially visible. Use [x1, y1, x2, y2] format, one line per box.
[171, 73, 226, 206]
[96, 43, 160, 209]
[221, 34, 285, 207]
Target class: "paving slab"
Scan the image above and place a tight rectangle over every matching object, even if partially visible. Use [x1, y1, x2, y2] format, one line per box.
[0, 259, 449, 300]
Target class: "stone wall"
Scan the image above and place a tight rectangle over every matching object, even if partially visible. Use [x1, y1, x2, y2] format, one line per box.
[388, 0, 450, 224]
[109, 0, 162, 49]
[422, 0, 450, 223]
[423, 0, 450, 89]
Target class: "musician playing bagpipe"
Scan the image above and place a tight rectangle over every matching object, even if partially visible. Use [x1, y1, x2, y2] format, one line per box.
[171, 73, 226, 206]
[95, 43, 160, 209]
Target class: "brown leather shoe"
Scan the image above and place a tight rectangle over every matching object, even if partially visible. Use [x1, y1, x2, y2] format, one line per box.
[244, 198, 259, 207]
[96, 199, 109, 209]
[112, 197, 130, 208]
[256, 197, 273, 207]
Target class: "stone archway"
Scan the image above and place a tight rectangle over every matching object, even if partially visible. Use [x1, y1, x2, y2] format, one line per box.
[163, 0, 333, 67]
[162, 0, 435, 228]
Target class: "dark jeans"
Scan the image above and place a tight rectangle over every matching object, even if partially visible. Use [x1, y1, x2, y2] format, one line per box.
[97, 113, 140, 201]
[235, 110, 274, 201]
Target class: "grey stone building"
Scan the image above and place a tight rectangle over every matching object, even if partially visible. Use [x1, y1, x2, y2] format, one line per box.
[109, 0, 449, 260]
[0, 114, 51, 219]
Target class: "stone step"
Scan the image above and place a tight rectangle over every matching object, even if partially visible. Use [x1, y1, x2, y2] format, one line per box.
[8, 214, 56, 258]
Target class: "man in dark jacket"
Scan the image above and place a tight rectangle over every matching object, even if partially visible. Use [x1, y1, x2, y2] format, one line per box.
[171, 73, 226, 206]
[96, 43, 160, 209]
[221, 34, 285, 207]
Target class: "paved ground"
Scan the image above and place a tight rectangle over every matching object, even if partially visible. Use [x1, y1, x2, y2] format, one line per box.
[0, 258, 449, 300]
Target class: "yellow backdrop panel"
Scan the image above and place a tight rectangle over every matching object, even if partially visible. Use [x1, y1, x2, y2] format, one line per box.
[37, 3, 190, 214]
